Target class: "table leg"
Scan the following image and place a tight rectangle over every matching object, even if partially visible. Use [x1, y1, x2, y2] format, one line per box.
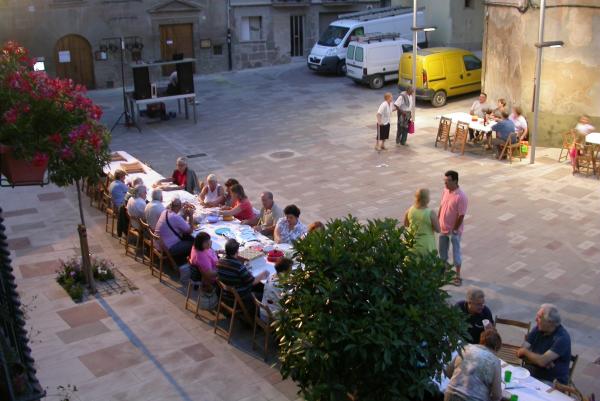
[185, 100, 189, 120]
[193, 97, 197, 124]
[178, 99, 181, 114]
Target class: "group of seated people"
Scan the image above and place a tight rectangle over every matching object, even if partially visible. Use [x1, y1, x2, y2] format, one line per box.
[445, 286, 572, 401]
[469, 92, 529, 156]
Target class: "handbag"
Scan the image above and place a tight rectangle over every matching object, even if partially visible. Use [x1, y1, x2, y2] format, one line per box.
[408, 120, 415, 134]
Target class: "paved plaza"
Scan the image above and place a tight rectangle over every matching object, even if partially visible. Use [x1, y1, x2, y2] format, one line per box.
[3, 61, 600, 400]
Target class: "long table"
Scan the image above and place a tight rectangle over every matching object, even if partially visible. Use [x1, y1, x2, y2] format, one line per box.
[442, 112, 497, 133]
[437, 353, 574, 401]
[105, 151, 291, 279]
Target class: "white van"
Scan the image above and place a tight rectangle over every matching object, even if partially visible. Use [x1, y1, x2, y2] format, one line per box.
[346, 35, 414, 89]
[307, 6, 425, 75]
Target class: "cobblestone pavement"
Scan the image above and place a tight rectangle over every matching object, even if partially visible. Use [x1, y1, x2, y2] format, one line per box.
[3, 61, 600, 399]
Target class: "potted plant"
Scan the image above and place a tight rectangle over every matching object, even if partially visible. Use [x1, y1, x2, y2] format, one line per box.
[277, 217, 468, 401]
[1, 41, 111, 292]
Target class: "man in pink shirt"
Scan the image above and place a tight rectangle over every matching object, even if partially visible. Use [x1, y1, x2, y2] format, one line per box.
[438, 170, 468, 286]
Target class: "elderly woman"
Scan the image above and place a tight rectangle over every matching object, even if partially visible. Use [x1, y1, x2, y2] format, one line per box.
[444, 329, 503, 401]
[403, 188, 440, 257]
[509, 106, 528, 141]
[199, 174, 225, 207]
[274, 205, 307, 244]
[220, 184, 255, 221]
[154, 156, 201, 194]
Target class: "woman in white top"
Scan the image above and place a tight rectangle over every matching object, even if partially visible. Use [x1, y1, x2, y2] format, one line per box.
[509, 106, 528, 140]
[199, 174, 225, 207]
[375, 92, 394, 151]
[575, 115, 594, 136]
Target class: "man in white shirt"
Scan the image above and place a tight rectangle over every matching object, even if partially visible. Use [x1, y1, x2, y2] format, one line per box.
[394, 87, 413, 146]
[144, 189, 165, 231]
[127, 185, 147, 230]
[376, 92, 394, 151]
[470, 93, 490, 118]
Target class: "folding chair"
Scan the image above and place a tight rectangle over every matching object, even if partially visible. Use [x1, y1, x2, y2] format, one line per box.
[251, 294, 276, 361]
[147, 230, 178, 282]
[451, 121, 469, 155]
[494, 316, 531, 366]
[435, 116, 453, 150]
[213, 280, 253, 343]
[498, 133, 523, 164]
[125, 213, 143, 261]
[102, 191, 117, 237]
[558, 129, 576, 162]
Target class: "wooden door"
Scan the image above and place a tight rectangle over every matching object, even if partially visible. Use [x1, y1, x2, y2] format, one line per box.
[160, 23, 195, 75]
[54, 34, 95, 89]
[290, 15, 304, 57]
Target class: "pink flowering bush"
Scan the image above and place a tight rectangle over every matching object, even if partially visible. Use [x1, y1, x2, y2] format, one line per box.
[0, 41, 110, 186]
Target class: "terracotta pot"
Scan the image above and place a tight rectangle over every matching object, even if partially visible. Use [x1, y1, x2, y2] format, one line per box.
[0, 144, 48, 186]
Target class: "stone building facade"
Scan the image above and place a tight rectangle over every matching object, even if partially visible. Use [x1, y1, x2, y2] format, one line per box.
[0, 0, 383, 89]
[391, 0, 485, 50]
[482, 0, 600, 146]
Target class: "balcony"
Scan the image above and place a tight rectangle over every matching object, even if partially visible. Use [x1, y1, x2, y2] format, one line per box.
[272, 0, 310, 6]
[321, 0, 368, 6]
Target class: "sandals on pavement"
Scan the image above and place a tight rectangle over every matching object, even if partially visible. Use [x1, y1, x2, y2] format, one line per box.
[453, 277, 462, 286]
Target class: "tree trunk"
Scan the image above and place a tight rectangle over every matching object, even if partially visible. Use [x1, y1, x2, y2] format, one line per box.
[76, 180, 96, 294]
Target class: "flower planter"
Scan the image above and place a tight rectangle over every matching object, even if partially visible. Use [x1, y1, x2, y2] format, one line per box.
[0, 145, 48, 186]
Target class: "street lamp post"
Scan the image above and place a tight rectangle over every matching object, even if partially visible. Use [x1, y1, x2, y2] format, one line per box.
[411, 1, 435, 126]
[530, 0, 563, 164]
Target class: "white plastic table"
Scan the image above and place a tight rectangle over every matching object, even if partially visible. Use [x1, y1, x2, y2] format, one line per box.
[442, 112, 496, 133]
[585, 132, 600, 145]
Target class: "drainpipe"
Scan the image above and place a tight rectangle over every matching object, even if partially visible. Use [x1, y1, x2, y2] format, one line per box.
[227, 0, 232, 70]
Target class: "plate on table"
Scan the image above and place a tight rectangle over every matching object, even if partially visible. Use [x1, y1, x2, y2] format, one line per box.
[215, 227, 233, 237]
[510, 366, 530, 380]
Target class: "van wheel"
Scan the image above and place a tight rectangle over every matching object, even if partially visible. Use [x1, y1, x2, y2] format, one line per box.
[369, 75, 385, 89]
[431, 91, 447, 107]
[336, 62, 346, 76]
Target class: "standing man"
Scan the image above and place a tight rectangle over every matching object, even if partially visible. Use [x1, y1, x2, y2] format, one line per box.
[517, 304, 571, 385]
[394, 87, 413, 146]
[375, 92, 394, 151]
[438, 170, 468, 286]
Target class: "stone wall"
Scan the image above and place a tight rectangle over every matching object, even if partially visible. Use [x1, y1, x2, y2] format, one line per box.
[483, 0, 600, 146]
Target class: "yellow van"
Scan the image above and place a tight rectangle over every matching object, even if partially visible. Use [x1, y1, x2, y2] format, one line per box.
[398, 47, 482, 107]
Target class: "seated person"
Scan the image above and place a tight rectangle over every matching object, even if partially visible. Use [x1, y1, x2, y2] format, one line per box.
[166, 70, 178, 95]
[220, 184, 255, 221]
[574, 114, 595, 135]
[124, 177, 143, 204]
[517, 304, 571, 385]
[307, 221, 325, 233]
[261, 257, 293, 321]
[153, 156, 201, 194]
[509, 106, 528, 141]
[247, 191, 283, 237]
[274, 204, 307, 244]
[109, 169, 128, 208]
[126, 184, 147, 230]
[469, 93, 490, 118]
[455, 287, 494, 344]
[217, 239, 268, 315]
[154, 198, 195, 265]
[189, 232, 218, 289]
[199, 174, 225, 207]
[144, 189, 165, 231]
[223, 178, 239, 207]
[490, 111, 516, 155]
[444, 328, 503, 401]
[492, 98, 507, 119]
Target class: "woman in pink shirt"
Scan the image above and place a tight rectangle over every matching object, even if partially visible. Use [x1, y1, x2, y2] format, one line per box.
[221, 184, 255, 221]
[189, 232, 218, 287]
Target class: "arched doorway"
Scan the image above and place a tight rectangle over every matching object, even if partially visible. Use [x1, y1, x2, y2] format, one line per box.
[54, 34, 95, 89]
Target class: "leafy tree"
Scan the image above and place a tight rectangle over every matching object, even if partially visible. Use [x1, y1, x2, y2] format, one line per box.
[277, 217, 467, 401]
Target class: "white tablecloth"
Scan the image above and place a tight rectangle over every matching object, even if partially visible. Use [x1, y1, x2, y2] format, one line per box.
[585, 132, 600, 145]
[437, 353, 574, 401]
[105, 151, 295, 279]
[442, 112, 496, 133]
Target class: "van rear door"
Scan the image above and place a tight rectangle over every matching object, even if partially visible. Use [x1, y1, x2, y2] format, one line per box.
[346, 43, 364, 80]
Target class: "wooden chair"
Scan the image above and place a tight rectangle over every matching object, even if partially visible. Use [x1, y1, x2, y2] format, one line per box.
[146, 230, 178, 282]
[251, 294, 276, 361]
[213, 280, 253, 343]
[558, 129, 576, 162]
[451, 121, 469, 155]
[577, 144, 596, 176]
[138, 219, 154, 267]
[185, 277, 203, 315]
[435, 117, 453, 150]
[553, 380, 595, 401]
[568, 354, 579, 385]
[498, 133, 523, 164]
[124, 213, 143, 261]
[102, 191, 117, 237]
[494, 316, 531, 366]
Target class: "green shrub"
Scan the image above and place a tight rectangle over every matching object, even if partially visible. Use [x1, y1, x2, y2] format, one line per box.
[68, 284, 84, 303]
[277, 217, 467, 401]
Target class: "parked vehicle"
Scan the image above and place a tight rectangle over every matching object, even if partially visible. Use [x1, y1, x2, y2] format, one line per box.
[346, 34, 414, 89]
[307, 6, 425, 76]
[398, 47, 482, 107]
